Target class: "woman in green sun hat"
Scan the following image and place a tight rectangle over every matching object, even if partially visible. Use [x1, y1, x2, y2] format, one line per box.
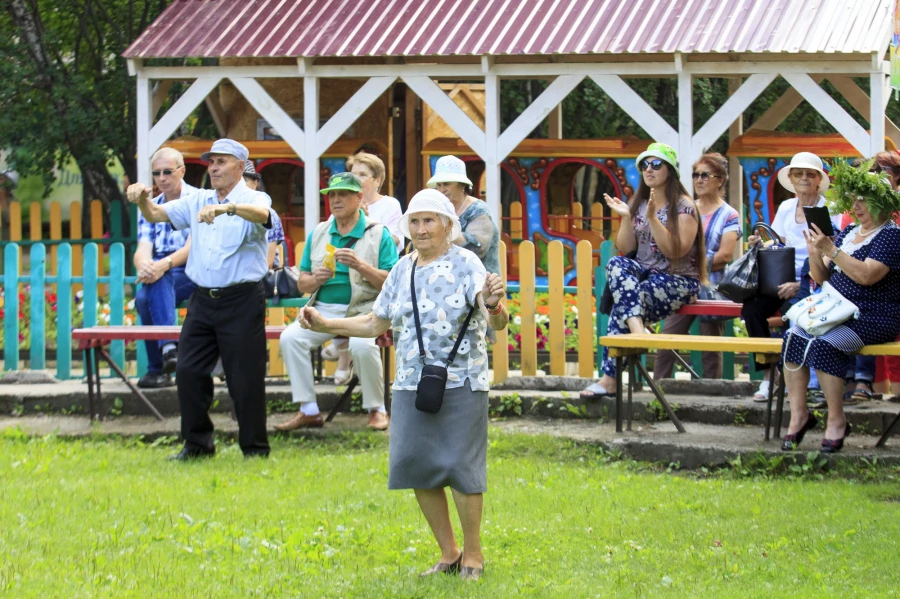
[581, 142, 708, 399]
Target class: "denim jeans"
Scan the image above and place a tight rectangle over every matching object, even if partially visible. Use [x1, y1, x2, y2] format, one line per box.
[135, 267, 197, 373]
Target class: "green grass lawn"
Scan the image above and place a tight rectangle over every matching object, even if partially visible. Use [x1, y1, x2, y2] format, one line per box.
[2, 430, 900, 598]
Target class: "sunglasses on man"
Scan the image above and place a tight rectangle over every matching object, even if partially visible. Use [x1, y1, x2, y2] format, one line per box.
[639, 158, 665, 172]
[691, 171, 720, 181]
[151, 167, 183, 177]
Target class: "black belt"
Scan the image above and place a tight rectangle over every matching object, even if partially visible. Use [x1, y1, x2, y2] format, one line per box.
[196, 281, 261, 299]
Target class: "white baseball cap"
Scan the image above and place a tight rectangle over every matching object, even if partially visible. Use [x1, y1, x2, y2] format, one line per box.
[398, 189, 462, 241]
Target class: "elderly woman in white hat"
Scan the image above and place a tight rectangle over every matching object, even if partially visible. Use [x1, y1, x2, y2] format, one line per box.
[295, 188, 508, 581]
[428, 155, 500, 275]
[743, 152, 842, 402]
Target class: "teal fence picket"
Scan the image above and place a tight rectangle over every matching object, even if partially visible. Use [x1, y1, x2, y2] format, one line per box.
[109, 243, 125, 368]
[29, 244, 46, 370]
[83, 243, 98, 377]
[57, 244, 72, 380]
[135, 282, 147, 376]
[3, 244, 19, 371]
[595, 240, 615, 377]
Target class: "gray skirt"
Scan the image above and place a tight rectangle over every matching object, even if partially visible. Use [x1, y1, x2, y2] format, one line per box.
[389, 379, 489, 494]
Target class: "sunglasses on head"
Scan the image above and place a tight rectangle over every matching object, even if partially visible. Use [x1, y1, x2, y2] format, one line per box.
[639, 158, 665, 172]
[151, 168, 181, 177]
[691, 171, 719, 181]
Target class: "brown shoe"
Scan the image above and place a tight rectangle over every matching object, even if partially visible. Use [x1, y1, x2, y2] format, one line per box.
[274, 412, 324, 431]
[367, 410, 389, 431]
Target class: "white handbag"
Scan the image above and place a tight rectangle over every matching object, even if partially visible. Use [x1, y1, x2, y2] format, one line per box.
[783, 281, 859, 337]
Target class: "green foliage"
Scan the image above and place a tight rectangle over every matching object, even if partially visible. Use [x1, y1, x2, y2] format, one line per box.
[825, 158, 900, 223]
[490, 392, 523, 418]
[2, 433, 900, 597]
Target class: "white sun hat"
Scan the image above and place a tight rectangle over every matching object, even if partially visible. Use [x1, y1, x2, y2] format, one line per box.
[777, 152, 830, 194]
[398, 189, 462, 241]
[426, 155, 474, 188]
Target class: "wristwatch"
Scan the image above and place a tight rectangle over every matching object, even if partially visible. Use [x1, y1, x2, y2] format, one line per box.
[165, 257, 173, 270]
[225, 202, 236, 216]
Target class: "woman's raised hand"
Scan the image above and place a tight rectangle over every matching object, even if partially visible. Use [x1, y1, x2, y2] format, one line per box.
[297, 307, 327, 332]
[603, 193, 630, 218]
[482, 273, 506, 307]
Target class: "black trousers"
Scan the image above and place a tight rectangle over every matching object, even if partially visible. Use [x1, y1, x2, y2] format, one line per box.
[176, 282, 269, 455]
[741, 294, 789, 373]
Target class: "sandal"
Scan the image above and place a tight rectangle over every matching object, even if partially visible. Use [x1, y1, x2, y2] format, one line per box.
[580, 381, 615, 399]
[334, 364, 355, 386]
[752, 380, 770, 403]
[842, 390, 858, 406]
[420, 553, 462, 577]
[806, 389, 826, 410]
[850, 382, 879, 403]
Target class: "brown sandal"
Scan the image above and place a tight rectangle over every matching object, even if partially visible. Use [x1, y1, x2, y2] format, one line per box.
[419, 553, 462, 577]
[459, 555, 485, 581]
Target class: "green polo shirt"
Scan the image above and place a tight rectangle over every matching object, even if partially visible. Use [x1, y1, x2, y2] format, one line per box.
[300, 210, 399, 305]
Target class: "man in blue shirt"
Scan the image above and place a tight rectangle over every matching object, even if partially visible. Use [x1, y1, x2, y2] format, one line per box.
[276, 173, 399, 432]
[134, 148, 198, 388]
[126, 139, 274, 460]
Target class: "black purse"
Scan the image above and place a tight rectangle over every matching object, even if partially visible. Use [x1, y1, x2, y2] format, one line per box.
[410, 258, 476, 414]
[753, 222, 795, 298]
[264, 265, 302, 300]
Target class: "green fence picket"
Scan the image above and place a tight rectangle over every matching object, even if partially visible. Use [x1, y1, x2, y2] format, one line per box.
[3, 244, 19, 371]
[109, 243, 125, 368]
[83, 243, 98, 377]
[110, 201, 122, 238]
[135, 282, 147, 376]
[57, 244, 72, 380]
[29, 244, 46, 370]
[595, 240, 615, 377]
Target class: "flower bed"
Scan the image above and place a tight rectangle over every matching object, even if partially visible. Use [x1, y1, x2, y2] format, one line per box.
[506, 292, 596, 354]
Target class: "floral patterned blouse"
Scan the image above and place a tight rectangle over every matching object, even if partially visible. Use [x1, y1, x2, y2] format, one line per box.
[633, 198, 701, 278]
[373, 245, 489, 392]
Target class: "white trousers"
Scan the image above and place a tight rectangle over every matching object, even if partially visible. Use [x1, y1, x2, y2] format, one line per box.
[279, 302, 384, 410]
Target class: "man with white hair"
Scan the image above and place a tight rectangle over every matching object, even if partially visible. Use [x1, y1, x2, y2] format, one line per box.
[126, 139, 275, 460]
[133, 147, 197, 388]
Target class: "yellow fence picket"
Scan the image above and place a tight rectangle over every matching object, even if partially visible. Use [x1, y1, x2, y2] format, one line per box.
[70, 202, 83, 290]
[49, 202, 62, 276]
[547, 240, 565, 376]
[9, 202, 21, 271]
[518, 241, 537, 376]
[29, 203, 41, 241]
[268, 307, 286, 375]
[510, 201, 523, 239]
[576, 241, 595, 378]
[572, 203, 583, 229]
[492, 241, 509, 384]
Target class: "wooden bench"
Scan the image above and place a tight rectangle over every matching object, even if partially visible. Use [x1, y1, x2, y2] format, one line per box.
[599, 333, 900, 447]
[71, 326, 393, 424]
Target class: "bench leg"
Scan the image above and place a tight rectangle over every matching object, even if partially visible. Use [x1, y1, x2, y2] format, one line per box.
[670, 350, 701, 379]
[326, 375, 359, 423]
[615, 356, 623, 433]
[764, 366, 776, 441]
[98, 348, 165, 422]
[635, 360, 686, 433]
[84, 349, 97, 421]
[627, 357, 635, 431]
[383, 347, 392, 416]
[774, 372, 786, 439]
[876, 412, 900, 448]
[93, 347, 103, 421]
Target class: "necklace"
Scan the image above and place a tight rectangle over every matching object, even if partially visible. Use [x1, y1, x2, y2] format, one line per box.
[858, 221, 888, 237]
[454, 197, 471, 216]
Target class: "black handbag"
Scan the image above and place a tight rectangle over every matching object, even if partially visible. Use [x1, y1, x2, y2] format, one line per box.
[753, 222, 795, 298]
[717, 244, 759, 302]
[410, 258, 476, 414]
[264, 266, 302, 300]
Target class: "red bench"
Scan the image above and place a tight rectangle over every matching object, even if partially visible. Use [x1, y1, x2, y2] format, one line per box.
[675, 300, 742, 318]
[71, 326, 392, 423]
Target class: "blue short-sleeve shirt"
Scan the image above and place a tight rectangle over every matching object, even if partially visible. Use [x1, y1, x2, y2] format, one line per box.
[163, 178, 274, 288]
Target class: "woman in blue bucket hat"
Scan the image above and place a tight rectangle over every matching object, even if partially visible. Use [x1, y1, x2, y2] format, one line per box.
[581, 143, 708, 399]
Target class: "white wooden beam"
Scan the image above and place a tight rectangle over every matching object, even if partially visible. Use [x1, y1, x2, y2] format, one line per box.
[403, 75, 487, 159]
[692, 73, 775, 156]
[484, 72, 501, 225]
[127, 58, 141, 77]
[151, 80, 173, 119]
[591, 75, 678, 148]
[782, 73, 870, 156]
[148, 77, 222, 157]
[496, 75, 583, 161]
[204, 92, 228, 138]
[548, 104, 563, 139]
[136, 72, 152, 184]
[316, 77, 397, 151]
[870, 71, 886, 156]
[677, 72, 693, 191]
[748, 78, 818, 131]
[230, 77, 305, 161]
[828, 76, 899, 150]
[727, 78, 744, 256]
[481, 55, 495, 74]
[304, 76, 320, 227]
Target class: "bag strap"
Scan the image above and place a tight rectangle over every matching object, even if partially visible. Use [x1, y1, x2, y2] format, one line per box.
[410, 257, 476, 365]
[343, 224, 376, 250]
[752, 222, 785, 246]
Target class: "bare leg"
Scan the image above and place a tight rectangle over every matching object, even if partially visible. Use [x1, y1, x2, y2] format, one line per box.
[450, 489, 484, 568]
[414, 488, 461, 563]
[783, 362, 811, 434]
[818, 370, 849, 440]
[625, 316, 645, 334]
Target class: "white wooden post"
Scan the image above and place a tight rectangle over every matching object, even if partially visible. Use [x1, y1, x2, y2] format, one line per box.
[316, 77, 397, 151]
[496, 75, 583, 160]
[136, 71, 152, 185]
[590, 75, 677, 147]
[230, 77, 305, 159]
[484, 72, 501, 225]
[829, 76, 900, 148]
[402, 75, 487, 159]
[870, 72, 886, 157]
[149, 77, 223, 153]
[304, 76, 320, 228]
[782, 73, 871, 156]
[677, 72, 693, 191]
[691, 74, 774, 158]
[728, 78, 744, 258]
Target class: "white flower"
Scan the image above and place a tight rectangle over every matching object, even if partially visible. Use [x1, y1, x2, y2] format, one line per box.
[653, 287, 668, 301]
[513, 315, 522, 326]
[623, 278, 636, 291]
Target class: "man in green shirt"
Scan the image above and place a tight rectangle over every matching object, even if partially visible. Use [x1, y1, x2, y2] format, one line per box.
[277, 173, 399, 431]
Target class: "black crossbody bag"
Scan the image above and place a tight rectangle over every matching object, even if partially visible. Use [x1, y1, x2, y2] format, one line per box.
[410, 258, 476, 414]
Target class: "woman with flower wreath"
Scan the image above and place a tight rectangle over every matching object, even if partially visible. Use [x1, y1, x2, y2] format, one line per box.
[781, 159, 900, 453]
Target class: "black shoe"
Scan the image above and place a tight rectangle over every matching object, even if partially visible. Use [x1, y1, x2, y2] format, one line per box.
[243, 451, 270, 459]
[162, 348, 178, 375]
[781, 413, 819, 451]
[137, 372, 174, 388]
[167, 446, 215, 461]
[821, 423, 852, 454]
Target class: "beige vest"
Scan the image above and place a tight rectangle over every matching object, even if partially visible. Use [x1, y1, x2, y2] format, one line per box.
[309, 213, 385, 317]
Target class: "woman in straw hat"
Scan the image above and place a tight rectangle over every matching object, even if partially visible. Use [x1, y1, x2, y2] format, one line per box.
[743, 152, 841, 403]
[295, 188, 508, 581]
[428, 155, 500, 276]
[581, 142, 708, 399]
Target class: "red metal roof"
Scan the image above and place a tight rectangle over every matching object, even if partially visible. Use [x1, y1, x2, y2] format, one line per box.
[124, 0, 894, 59]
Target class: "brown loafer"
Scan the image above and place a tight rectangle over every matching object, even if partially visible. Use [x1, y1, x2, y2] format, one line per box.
[460, 564, 484, 581]
[419, 553, 462, 577]
[274, 412, 324, 431]
[367, 410, 389, 431]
